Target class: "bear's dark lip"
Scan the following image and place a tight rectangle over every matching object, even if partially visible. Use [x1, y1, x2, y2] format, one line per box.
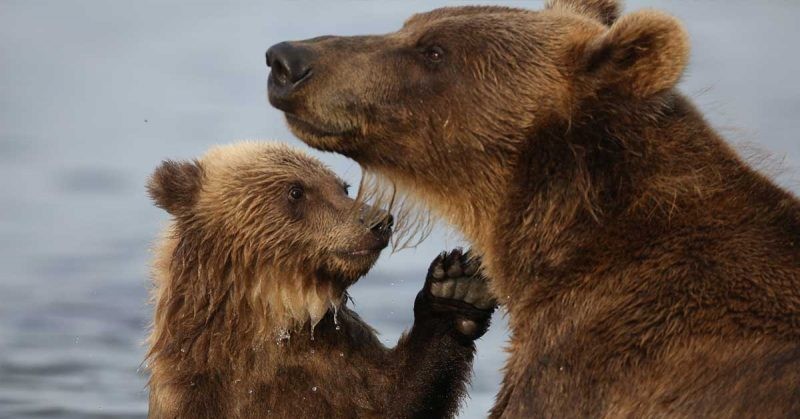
[341, 249, 381, 257]
[332, 248, 381, 267]
[334, 246, 384, 258]
[334, 239, 390, 258]
[285, 113, 358, 139]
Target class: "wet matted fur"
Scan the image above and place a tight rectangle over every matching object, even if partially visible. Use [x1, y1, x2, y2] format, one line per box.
[145, 142, 494, 418]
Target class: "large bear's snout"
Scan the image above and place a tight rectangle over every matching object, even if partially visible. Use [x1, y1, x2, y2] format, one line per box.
[266, 41, 315, 108]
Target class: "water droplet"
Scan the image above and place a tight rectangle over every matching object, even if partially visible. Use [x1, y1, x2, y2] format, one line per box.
[248, 389, 253, 394]
[333, 305, 339, 326]
[309, 322, 316, 340]
[276, 328, 291, 345]
[234, 379, 241, 384]
[339, 352, 344, 357]
[312, 386, 318, 392]
[190, 382, 196, 387]
[335, 325, 341, 331]
[180, 348, 186, 353]
[74, 336, 79, 344]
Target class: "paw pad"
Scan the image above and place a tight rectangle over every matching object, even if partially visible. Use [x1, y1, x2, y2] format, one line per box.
[427, 248, 496, 310]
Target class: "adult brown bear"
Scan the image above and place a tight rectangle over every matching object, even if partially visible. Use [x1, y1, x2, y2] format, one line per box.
[145, 142, 496, 418]
[266, 1, 800, 417]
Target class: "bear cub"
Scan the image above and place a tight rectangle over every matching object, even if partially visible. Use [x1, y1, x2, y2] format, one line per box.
[145, 142, 495, 419]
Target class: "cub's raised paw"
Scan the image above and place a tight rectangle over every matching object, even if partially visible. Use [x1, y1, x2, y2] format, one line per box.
[422, 248, 496, 339]
[427, 248, 495, 310]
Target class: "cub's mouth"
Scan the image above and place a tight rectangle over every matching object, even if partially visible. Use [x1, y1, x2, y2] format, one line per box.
[327, 234, 389, 281]
[325, 213, 393, 281]
[335, 247, 383, 259]
[334, 235, 391, 260]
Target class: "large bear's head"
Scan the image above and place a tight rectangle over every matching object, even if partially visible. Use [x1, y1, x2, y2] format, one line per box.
[147, 142, 393, 330]
[266, 0, 689, 239]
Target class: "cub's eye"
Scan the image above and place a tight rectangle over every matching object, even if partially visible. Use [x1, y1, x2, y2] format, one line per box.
[423, 45, 445, 63]
[288, 186, 304, 201]
[343, 182, 351, 196]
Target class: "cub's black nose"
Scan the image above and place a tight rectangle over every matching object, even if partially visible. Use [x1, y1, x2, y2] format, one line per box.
[266, 42, 314, 87]
[370, 213, 394, 237]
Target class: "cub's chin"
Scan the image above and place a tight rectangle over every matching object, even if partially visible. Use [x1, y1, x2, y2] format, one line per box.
[324, 250, 382, 286]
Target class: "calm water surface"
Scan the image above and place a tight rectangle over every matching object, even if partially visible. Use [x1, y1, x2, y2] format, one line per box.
[1, 1, 798, 418]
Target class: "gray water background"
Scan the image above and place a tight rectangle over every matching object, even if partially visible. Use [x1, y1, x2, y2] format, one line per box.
[1, 1, 798, 418]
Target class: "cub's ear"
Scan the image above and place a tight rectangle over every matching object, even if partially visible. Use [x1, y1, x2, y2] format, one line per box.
[545, 0, 621, 26]
[147, 160, 204, 215]
[584, 9, 689, 98]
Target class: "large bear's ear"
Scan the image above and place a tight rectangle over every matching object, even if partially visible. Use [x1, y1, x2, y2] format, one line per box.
[147, 160, 204, 216]
[584, 10, 689, 98]
[545, 0, 621, 26]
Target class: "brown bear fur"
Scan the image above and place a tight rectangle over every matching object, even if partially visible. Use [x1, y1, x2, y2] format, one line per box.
[145, 142, 495, 418]
[267, 1, 800, 417]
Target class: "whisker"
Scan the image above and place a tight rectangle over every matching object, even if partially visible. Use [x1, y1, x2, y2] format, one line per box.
[355, 169, 436, 251]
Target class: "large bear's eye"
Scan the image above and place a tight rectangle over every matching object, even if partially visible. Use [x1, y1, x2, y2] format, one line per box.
[423, 45, 445, 63]
[288, 185, 304, 201]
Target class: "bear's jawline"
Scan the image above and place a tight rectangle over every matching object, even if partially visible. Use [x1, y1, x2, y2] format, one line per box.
[285, 113, 357, 139]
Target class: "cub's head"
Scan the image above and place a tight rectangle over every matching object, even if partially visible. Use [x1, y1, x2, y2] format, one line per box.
[265, 0, 689, 194]
[147, 142, 392, 329]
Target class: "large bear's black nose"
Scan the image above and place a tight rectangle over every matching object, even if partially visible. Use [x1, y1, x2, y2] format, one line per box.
[266, 42, 315, 87]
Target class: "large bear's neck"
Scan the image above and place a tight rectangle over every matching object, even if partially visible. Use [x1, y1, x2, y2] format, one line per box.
[381, 91, 759, 324]
[484, 91, 766, 323]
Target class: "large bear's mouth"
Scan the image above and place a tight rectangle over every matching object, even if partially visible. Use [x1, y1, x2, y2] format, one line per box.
[285, 114, 356, 140]
[283, 112, 364, 156]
